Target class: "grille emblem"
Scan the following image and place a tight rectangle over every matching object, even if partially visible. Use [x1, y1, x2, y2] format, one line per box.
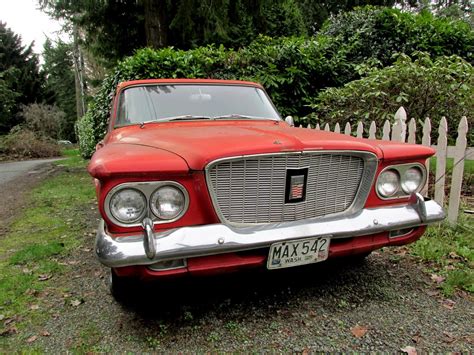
[285, 168, 308, 203]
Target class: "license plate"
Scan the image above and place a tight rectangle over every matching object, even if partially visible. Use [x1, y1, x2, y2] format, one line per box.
[267, 237, 330, 270]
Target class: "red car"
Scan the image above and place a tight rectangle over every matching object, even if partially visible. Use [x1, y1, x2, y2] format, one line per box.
[88, 79, 445, 299]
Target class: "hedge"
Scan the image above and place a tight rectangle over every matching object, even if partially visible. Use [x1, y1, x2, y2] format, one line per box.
[308, 53, 474, 145]
[78, 7, 474, 157]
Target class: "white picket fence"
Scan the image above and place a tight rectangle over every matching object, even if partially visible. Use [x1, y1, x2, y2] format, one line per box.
[297, 106, 472, 224]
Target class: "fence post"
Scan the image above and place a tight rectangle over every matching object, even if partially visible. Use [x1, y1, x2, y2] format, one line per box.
[334, 123, 341, 134]
[392, 106, 407, 142]
[315, 123, 320, 130]
[307, 124, 312, 129]
[434, 117, 448, 207]
[324, 123, 330, 131]
[356, 122, 364, 138]
[344, 122, 351, 136]
[407, 118, 416, 144]
[382, 120, 391, 140]
[421, 117, 431, 196]
[369, 121, 376, 139]
[447, 117, 468, 223]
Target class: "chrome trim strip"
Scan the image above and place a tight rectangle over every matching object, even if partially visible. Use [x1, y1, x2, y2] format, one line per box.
[104, 181, 190, 228]
[147, 259, 187, 271]
[389, 228, 414, 239]
[204, 150, 378, 227]
[376, 163, 427, 200]
[96, 198, 445, 268]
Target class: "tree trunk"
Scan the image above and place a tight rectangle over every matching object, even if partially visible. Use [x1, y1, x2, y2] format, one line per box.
[143, 0, 168, 48]
[72, 23, 86, 119]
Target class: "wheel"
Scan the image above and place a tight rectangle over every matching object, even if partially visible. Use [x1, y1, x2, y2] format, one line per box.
[346, 251, 372, 265]
[108, 269, 137, 303]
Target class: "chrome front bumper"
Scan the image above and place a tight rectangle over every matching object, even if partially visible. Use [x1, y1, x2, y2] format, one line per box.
[95, 194, 445, 268]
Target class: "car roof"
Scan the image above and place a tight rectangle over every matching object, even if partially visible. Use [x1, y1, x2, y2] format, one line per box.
[117, 78, 264, 90]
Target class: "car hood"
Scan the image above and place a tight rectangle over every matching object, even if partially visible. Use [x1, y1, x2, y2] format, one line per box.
[105, 120, 388, 170]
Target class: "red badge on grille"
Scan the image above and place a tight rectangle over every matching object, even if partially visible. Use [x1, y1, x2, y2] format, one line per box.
[285, 168, 308, 203]
[290, 175, 305, 200]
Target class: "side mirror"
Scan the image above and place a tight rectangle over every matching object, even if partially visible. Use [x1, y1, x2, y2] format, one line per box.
[285, 115, 295, 127]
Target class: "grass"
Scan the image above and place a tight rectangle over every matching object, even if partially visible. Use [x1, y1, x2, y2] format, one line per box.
[429, 156, 474, 176]
[409, 215, 474, 296]
[0, 150, 94, 350]
[56, 148, 88, 168]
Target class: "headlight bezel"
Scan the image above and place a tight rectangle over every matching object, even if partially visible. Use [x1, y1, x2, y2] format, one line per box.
[104, 181, 189, 227]
[376, 163, 427, 200]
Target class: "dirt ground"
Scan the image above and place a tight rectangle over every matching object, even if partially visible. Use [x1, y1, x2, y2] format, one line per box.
[1, 163, 473, 352]
[0, 161, 59, 236]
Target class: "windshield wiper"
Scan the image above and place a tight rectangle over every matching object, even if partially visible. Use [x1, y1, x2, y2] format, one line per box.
[140, 115, 212, 126]
[166, 115, 213, 121]
[213, 114, 274, 120]
[139, 114, 275, 127]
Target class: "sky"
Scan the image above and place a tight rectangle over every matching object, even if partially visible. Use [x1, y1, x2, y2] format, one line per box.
[1, 0, 69, 56]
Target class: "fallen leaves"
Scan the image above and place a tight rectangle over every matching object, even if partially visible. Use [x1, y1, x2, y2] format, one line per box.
[0, 326, 18, 336]
[448, 251, 462, 260]
[400, 345, 417, 355]
[24, 288, 39, 297]
[411, 330, 421, 344]
[70, 299, 84, 307]
[38, 274, 52, 281]
[393, 247, 409, 257]
[350, 325, 368, 338]
[442, 331, 456, 344]
[431, 274, 445, 284]
[26, 335, 38, 343]
[29, 304, 39, 311]
[441, 299, 456, 310]
[426, 289, 439, 297]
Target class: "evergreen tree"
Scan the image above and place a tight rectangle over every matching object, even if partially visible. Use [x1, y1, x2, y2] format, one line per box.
[42, 39, 77, 141]
[0, 22, 45, 133]
[39, 0, 308, 66]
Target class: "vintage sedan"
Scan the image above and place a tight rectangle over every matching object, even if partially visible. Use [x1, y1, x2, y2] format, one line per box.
[88, 79, 445, 298]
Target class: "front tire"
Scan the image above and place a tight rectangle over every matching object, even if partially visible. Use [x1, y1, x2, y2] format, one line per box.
[347, 251, 371, 265]
[109, 269, 137, 303]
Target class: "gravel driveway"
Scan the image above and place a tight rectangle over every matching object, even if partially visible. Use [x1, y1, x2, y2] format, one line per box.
[0, 158, 62, 186]
[36, 233, 473, 352]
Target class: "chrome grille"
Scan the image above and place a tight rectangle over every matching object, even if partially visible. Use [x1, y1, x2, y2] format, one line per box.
[207, 152, 375, 225]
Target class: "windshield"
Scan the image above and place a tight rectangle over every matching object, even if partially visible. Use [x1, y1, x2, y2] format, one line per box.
[115, 84, 281, 126]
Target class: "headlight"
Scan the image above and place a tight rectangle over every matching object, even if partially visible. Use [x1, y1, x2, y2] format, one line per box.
[109, 188, 147, 223]
[377, 169, 400, 197]
[150, 185, 187, 220]
[401, 167, 423, 193]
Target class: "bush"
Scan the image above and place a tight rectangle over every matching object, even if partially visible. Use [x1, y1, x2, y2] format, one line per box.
[78, 7, 474, 157]
[0, 127, 60, 159]
[308, 53, 474, 145]
[21, 103, 65, 140]
[77, 40, 325, 157]
[319, 7, 474, 75]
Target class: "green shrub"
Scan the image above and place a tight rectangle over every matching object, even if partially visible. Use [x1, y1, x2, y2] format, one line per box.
[319, 7, 474, 77]
[308, 53, 474, 145]
[78, 7, 474, 157]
